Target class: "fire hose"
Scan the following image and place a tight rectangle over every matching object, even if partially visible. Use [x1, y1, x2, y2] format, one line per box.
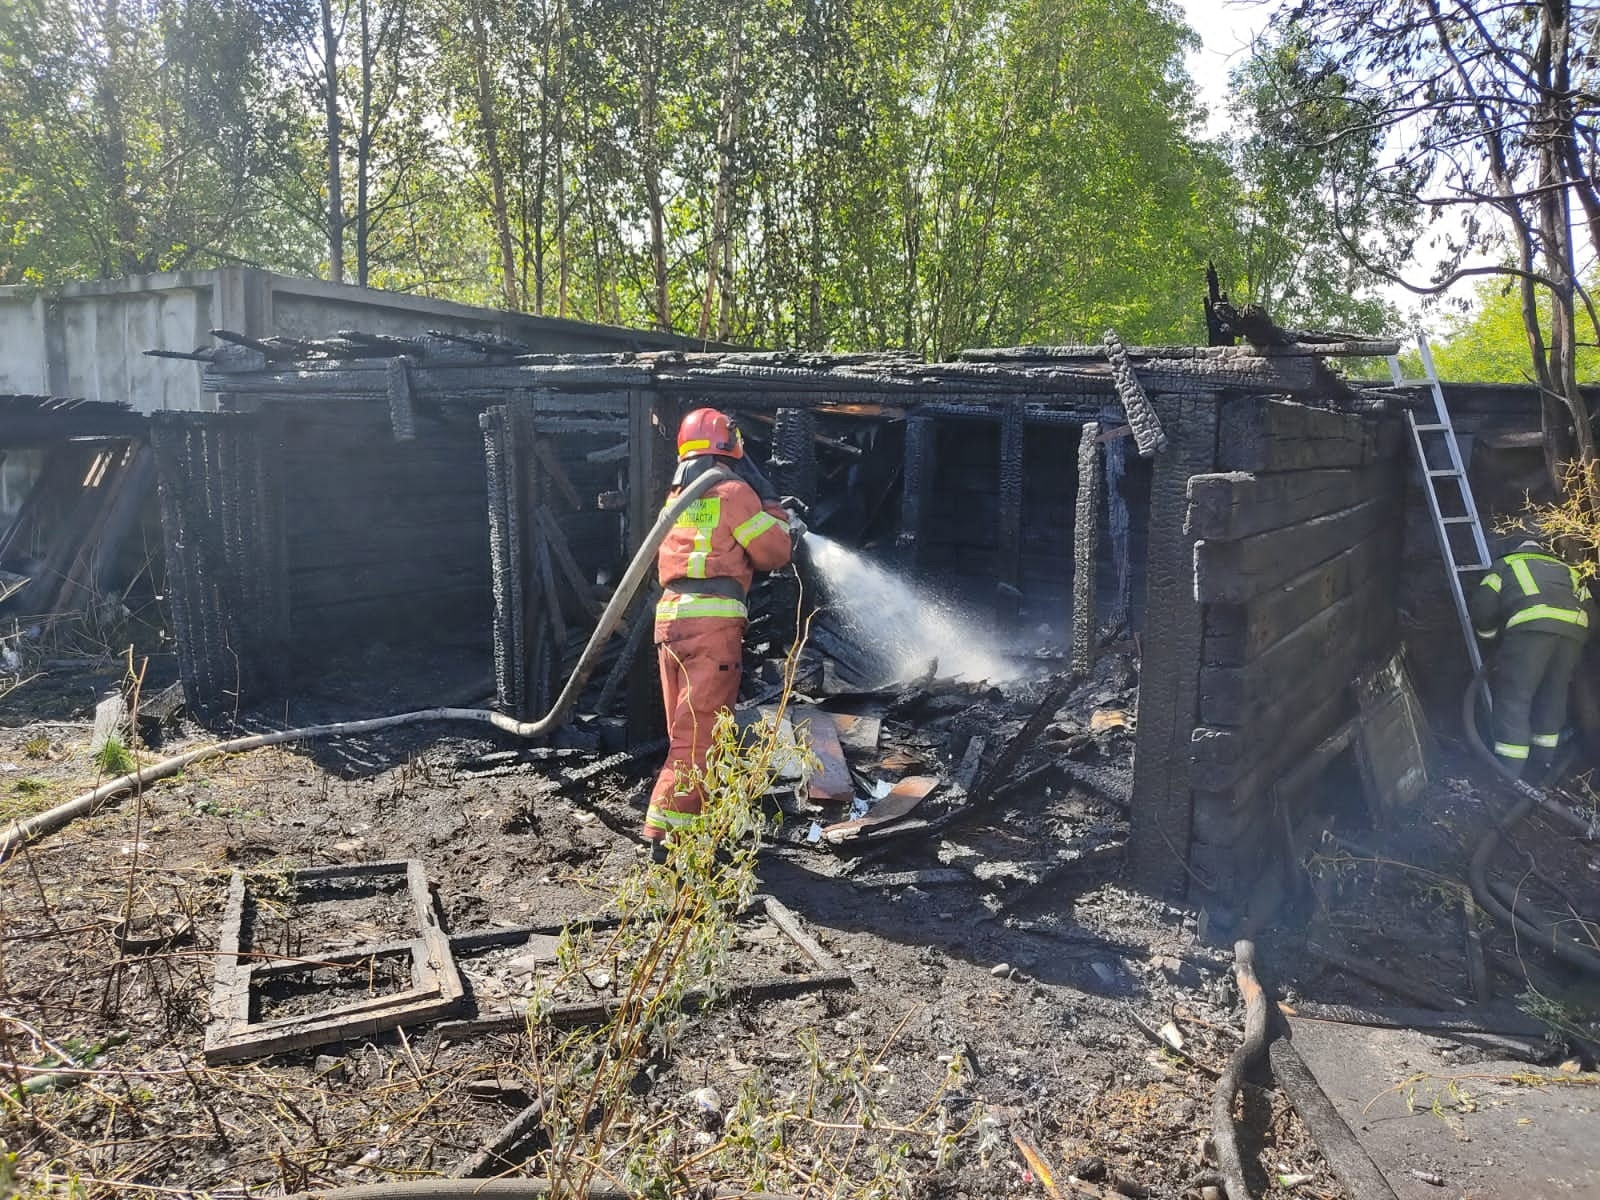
[1459, 667, 1600, 977]
[0, 468, 733, 864]
[282, 1181, 800, 1200]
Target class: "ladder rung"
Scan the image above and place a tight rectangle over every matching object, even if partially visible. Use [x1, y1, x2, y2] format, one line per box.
[1455, 562, 1491, 572]
[1440, 516, 1477, 524]
[1412, 422, 1447, 431]
[1426, 469, 1464, 478]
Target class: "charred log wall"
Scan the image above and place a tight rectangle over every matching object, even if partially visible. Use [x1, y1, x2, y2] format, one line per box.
[1182, 398, 1405, 896]
[273, 400, 493, 658]
[151, 412, 288, 716]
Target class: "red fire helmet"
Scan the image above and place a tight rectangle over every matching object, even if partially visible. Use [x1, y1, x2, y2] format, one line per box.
[677, 407, 743, 460]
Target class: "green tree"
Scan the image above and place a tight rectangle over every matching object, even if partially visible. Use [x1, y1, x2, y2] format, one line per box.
[1421, 277, 1600, 384]
[1224, 28, 1415, 333]
[0, 0, 310, 282]
[1258, 0, 1600, 503]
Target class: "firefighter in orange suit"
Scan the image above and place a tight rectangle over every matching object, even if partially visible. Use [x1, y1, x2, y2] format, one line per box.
[644, 408, 797, 860]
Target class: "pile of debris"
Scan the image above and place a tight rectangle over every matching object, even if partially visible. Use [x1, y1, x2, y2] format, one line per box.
[0, 395, 154, 628]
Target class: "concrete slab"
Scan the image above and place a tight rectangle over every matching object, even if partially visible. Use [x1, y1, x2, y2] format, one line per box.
[1287, 1016, 1600, 1198]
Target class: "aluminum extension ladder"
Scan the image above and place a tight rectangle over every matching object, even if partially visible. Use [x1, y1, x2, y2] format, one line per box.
[1388, 333, 1492, 674]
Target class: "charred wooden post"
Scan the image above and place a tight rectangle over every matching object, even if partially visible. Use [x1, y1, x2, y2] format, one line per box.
[769, 408, 818, 506]
[387, 357, 416, 441]
[1073, 422, 1102, 674]
[625, 389, 674, 745]
[998, 401, 1025, 601]
[1101, 413, 1133, 629]
[1104, 330, 1168, 456]
[482, 406, 520, 712]
[896, 415, 935, 568]
[1129, 393, 1219, 896]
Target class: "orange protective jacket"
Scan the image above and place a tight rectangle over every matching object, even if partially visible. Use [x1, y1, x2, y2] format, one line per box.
[654, 475, 792, 635]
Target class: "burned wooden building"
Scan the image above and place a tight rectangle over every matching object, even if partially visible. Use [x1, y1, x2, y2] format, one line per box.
[151, 331, 1413, 898]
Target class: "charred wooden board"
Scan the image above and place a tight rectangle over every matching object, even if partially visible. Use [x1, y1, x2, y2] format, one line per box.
[1194, 495, 1396, 605]
[789, 706, 853, 803]
[1196, 577, 1393, 726]
[204, 860, 465, 1064]
[1202, 535, 1392, 666]
[1217, 398, 1378, 472]
[1186, 466, 1390, 542]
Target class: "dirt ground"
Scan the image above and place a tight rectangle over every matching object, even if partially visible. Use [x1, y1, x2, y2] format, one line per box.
[1, 657, 1595, 1198]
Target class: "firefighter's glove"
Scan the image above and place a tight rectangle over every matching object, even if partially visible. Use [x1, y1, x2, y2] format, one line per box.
[784, 507, 808, 552]
[779, 495, 810, 518]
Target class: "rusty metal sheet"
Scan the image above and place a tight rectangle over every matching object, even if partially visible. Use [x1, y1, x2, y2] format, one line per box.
[822, 776, 940, 843]
[828, 711, 882, 755]
[790, 706, 852, 802]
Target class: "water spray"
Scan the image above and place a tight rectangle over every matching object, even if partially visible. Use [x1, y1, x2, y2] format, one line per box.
[797, 532, 1018, 684]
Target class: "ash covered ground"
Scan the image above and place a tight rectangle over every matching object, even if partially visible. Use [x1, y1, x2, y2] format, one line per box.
[1, 648, 1594, 1198]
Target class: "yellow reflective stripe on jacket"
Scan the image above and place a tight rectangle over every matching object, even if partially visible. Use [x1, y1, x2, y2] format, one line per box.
[1494, 742, 1530, 760]
[1505, 604, 1589, 630]
[732, 509, 784, 548]
[674, 497, 721, 580]
[1509, 557, 1539, 596]
[1532, 733, 1562, 748]
[1479, 573, 1502, 593]
[655, 594, 748, 621]
[644, 805, 699, 831]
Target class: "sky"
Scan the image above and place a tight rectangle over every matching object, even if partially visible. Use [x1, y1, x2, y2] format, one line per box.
[1174, 0, 1448, 328]
[1176, 0, 1277, 139]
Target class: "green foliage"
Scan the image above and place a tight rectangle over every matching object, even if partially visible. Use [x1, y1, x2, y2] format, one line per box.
[1222, 27, 1414, 333]
[1, 0, 1256, 349]
[1414, 279, 1600, 385]
[0, 0, 313, 283]
[521, 692, 971, 1195]
[92, 736, 135, 777]
[11, 778, 47, 796]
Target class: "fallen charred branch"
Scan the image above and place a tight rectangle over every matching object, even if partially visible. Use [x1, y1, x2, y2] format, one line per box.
[1283, 1000, 1549, 1040]
[1211, 939, 1269, 1200]
[1304, 939, 1454, 1011]
[452, 1097, 549, 1178]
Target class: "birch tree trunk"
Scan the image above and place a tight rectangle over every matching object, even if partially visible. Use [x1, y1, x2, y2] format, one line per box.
[699, 17, 742, 341]
[356, 0, 372, 287]
[639, 27, 671, 331]
[321, 0, 344, 283]
[470, 0, 519, 309]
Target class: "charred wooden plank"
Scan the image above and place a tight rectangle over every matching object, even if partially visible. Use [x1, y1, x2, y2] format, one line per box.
[1202, 535, 1392, 666]
[1197, 578, 1391, 726]
[1186, 466, 1389, 542]
[1194, 495, 1395, 606]
[1218, 398, 1377, 472]
[1072, 422, 1102, 674]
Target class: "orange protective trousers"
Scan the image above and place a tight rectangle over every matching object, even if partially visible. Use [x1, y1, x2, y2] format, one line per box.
[642, 618, 744, 844]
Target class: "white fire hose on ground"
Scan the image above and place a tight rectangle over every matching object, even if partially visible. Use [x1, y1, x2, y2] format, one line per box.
[0, 469, 732, 864]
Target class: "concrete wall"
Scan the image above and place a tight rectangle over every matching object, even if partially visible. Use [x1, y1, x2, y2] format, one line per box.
[0, 269, 704, 415]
